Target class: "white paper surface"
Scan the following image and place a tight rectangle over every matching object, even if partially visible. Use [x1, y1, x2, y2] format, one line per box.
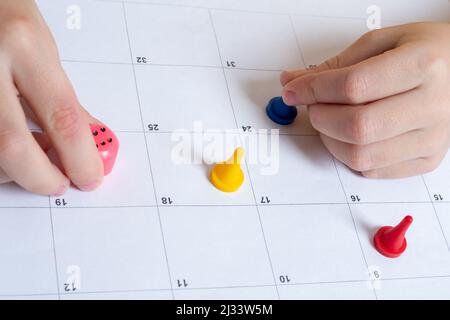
[0, 0, 449, 300]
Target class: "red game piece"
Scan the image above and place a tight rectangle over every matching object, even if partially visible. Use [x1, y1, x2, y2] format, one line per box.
[90, 124, 119, 176]
[373, 215, 413, 258]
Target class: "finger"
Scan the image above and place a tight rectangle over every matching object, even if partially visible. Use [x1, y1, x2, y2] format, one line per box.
[308, 89, 431, 145]
[0, 79, 70, 195]
[361, 154, 445, 179]
[42, 106, 100, 150]
[32, 131, 51, 152]
[281, 69, 313, 86]
[320, 127, 446, 172]
[21, 95, 98, 146]
[0, 132, 50, 184]
[280, 26, 402, 86]
[283, 43, 424, 105]
[20, 96, 41, 127]
[0, 168, 10, 184]
[13, 59, 104, 191]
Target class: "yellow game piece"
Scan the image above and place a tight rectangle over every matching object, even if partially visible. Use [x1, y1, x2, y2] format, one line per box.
[210, 147, 245, 192]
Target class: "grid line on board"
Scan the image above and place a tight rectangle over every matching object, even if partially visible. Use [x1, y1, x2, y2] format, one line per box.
[420, 176, 450, 252]
[63, 128, 320, 138]
[4, 200, 450, 210]
[207, 8, 281, 299]
[331, 158, 378, 300]
[121, 1, 175, 299]
[61, 57, 285, 72]
[4, 271, 450, 299]
[287, 14, 307, 68]
[95, 0, 406, 24]
[47, 197, 62, 300]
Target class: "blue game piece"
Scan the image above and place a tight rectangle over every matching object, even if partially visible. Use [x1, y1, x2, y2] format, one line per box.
[266, 96, 298, 125]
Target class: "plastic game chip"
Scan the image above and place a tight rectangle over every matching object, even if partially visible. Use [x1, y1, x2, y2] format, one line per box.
[266, 96, 298, 125]
[373, 215, 413, 258]
[210, 147, 245, 193]
[90, 124, 119, 176]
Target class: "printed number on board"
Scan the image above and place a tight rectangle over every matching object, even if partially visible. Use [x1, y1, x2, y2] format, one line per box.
[177, 279, 188, 288]
[136, 56, 148, 64]
[226, 61, 236, 68]
[260, 196, 271, 204]
[372, 270, 381, 279]
[434, 194, 444, 201]
[279, 275, 291, 284]
[242, 126, 253, 133]
[148, 124, 159, 131]
[350, 195, 361, 202]
[64, 282, 78, 292]
[161, 197, 174, 205]
[55, 198, 68, 207]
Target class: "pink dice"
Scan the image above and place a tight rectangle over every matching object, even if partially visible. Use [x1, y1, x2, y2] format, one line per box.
[90, 124, 119, 176]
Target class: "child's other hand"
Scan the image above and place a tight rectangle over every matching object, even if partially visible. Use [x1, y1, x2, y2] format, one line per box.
[281, 22, 450, 178]
[0, 0, 104, 195]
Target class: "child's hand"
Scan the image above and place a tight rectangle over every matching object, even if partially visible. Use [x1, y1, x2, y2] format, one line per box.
[281, 22, 450, 178]
[0, 0, 104, 195]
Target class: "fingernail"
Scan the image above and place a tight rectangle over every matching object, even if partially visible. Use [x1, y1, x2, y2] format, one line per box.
[51, 184, 69, 197]
[283, 90, 297, 105]
[78, 180, 101, 192]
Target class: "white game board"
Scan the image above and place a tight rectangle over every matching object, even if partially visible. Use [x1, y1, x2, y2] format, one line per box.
[0, 0, 450, 300]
